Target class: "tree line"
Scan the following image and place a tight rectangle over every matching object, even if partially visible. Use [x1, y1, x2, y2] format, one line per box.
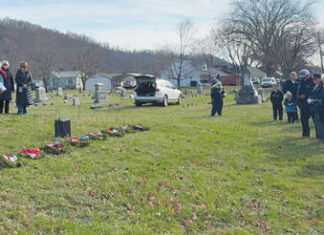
[1, 0, 323, 90]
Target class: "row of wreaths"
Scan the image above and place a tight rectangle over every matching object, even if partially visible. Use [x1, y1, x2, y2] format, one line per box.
[0, 124, 149, 169]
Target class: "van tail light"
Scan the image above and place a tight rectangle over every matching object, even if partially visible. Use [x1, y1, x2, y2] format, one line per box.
[155, 88, 160, 92]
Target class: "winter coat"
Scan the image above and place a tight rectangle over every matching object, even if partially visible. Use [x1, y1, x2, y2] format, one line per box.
[15, 69, 32, 106]
[0, 68, 14, 101]
[282, 80, 297, 98]
[308, 84, 324, 114]
[296, 78, 314, 108]
[210, 85, 224, 105]
[270, 90, 283, 105]
[284, 97, 297, 113]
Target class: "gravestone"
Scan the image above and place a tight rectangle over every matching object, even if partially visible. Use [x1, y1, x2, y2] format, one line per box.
[72, 97, 81, 106]
[235, 57, 262, 104]
[120, 87, 127, 97]
[57, 87, 63, 97]
[34, 87, 48, 104]
[196, 82, 202, 94]
[54, 118, 71, 137]
[257, 88, 266, 102]
[93, 83, 107, 103]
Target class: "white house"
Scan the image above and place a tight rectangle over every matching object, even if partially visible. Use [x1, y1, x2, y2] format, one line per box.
[85, 73, 120, 90]
[47, 71, 83, 90]
[160, 60, 230, 87]
[112, 73, 138, 89]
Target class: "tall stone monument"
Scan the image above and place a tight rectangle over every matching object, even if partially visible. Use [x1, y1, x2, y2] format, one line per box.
[93, 83, 107, 103]
[235, 57, 262, 104]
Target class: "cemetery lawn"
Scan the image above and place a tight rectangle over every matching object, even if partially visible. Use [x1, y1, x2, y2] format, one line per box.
[0, 88, 323, 234]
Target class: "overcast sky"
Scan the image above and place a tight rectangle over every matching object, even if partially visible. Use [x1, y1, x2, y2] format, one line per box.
[1, 0, 324, 50]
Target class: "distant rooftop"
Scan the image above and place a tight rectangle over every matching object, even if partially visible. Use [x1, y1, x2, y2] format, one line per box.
[52, 71, 82, 78]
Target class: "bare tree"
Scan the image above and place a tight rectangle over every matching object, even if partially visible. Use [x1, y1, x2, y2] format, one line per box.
[213, 26, 255, 72]
[220, 0, 316, 76]
[168, 19, 195, 88]
[77, 37, 99, 90]
[314, 29, 324, 73]
[192, 31, 220, 68]
[35, 41, 57, 91]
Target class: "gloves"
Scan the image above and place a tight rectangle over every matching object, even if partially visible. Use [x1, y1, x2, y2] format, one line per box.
[307, 98, 314, 104]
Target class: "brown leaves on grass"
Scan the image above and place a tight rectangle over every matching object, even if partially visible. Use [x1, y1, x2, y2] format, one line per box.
[309, 218, 321, 225]
[252, 219, 268, 231]
[246, 198, 261, 210]
[182, 219, 192, 231]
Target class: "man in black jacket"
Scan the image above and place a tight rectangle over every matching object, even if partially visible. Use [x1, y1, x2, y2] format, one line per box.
[283, 71, 298, 97]
[210, 81, 225, 116]
[308, 74, 324, 141]
[270, 83, 284, 120]
[296, 69, 314, 137]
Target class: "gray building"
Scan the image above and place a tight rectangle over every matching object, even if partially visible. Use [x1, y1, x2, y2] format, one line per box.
[48, 71, 83, 90]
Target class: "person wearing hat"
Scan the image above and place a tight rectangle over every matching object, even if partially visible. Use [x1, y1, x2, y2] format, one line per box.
[307, 74, 324, 141]
[270, 83, 284, 120]
[0, 60, 15, 114]
[210, 80, 225, 116]
[296, 69, 314, 137]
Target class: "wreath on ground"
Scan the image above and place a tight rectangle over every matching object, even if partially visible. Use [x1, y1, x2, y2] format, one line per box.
[132, 124, 150, 132]
[0, 155, 22, 168]
[102, 128, 125, 137]
[68, 137, 90, 148]
[19, 148, 43, 160]
[41, 142, 67, 155]
[88, 131, 107, 140]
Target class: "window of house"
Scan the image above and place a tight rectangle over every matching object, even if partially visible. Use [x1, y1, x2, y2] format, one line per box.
[67, 79, 73, 85]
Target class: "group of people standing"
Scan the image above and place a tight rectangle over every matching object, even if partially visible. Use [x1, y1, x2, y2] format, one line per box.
[0, 61, 32, 115]
[271, 70, 324, 141]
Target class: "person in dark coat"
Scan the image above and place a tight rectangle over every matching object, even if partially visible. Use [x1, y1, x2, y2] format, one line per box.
[210, 81, 225, 116]
[283, 71, 299, 120]
[15, 61, 32, 115]
[0, 60, 15, 114]
[283, 72, 298, 97]
[270, 83, 283, 120]
[307, 74, 324, 141]
[296, 69, 314, 137]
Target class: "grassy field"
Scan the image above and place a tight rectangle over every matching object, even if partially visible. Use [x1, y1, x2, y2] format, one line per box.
[0, 88, 323, 234]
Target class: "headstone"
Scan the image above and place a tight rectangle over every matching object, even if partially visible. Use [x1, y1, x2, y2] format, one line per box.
[34, 87, 48, 104]
[57, 87, 63, 97]
[196, 82, 202, 94]
[64, 94, 72, 100]
[93, 83, 107, 103]
[72, 97, 81, 106]
[120, 87, 127, 97]
[235, 56, 262, 105]
[54, 119, 71, 137]
[90, 104, 103, 109]
[257, 88, 266, 102]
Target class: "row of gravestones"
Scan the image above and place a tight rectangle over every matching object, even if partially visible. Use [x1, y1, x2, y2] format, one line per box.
[34, 83, 113, 106]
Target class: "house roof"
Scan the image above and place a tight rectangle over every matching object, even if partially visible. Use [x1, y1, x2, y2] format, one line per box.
[89, 73, 120, 80]
[206, 68, 231, 77]
[248, 67, 266, 78]
[52, 71, 82, 78]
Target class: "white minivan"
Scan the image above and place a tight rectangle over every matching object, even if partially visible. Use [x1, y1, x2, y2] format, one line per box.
[134, 75, 182, 107]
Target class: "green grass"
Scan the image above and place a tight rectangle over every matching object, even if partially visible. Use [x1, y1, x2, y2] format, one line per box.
[0, 88, 323, 234]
